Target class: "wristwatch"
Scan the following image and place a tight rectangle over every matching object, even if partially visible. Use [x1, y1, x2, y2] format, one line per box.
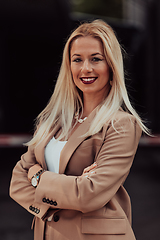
[31, 169, 46, 188]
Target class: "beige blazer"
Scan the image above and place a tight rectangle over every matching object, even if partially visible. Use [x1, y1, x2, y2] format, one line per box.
[10, 109, 142, 240]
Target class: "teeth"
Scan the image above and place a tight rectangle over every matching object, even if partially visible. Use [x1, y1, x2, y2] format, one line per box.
[81, 78, 96, 82]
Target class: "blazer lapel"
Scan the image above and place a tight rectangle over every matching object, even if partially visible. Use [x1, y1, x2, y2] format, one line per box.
[35, 107, 99, 174]
[59, 108, 98, 174]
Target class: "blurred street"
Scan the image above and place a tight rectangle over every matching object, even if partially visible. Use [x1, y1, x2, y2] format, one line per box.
[0, 136, 160, 240]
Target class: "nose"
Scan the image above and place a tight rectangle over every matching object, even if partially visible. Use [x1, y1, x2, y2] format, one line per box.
[81, 60, 92, 73]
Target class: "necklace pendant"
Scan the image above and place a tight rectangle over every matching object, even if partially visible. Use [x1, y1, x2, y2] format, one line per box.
[75, 113, 87, 123]
[78, 119, 83, 123]
[77, 117, 87, 123]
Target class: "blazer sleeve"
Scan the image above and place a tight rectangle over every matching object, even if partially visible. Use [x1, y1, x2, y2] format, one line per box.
[33, 115, 142, 213]
[9, 145, 50, 219]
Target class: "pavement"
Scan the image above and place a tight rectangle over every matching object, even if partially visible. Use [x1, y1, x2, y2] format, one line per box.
[0, 138, 160, 240]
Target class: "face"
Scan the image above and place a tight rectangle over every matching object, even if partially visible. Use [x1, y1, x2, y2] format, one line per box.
[70, 36, 110, 101]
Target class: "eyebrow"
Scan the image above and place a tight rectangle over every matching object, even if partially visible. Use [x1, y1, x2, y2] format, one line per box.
[91, 53, 104, 57]
[71, 54, 81, 58]
[71, 53, 104, 58]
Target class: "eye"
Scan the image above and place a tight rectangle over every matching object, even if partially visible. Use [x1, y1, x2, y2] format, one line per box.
[72, 58, 82, 63]
[92, 57, 103, 62]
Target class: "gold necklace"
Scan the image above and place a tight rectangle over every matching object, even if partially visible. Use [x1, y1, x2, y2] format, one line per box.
[75, 113, 87, 123]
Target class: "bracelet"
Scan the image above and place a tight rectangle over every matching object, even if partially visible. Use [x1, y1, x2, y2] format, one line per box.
[34, 169, 46, 178]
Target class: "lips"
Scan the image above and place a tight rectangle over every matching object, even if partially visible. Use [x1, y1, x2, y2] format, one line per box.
[80, 77, 97, 84]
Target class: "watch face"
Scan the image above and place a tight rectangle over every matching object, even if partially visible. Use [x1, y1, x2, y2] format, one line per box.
[31, 177, 38, 187]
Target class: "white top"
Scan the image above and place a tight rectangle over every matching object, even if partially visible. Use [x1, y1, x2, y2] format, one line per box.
[45, 136, 67, 173]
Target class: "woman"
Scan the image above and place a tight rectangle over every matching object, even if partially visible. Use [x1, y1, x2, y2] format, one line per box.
[10, 19, 148, 240]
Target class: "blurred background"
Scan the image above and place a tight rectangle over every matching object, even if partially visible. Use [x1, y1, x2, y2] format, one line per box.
[0, 0, 160, 239]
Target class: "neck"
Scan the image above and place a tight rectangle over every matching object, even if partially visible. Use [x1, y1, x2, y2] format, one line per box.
[82, 94, 103, 117]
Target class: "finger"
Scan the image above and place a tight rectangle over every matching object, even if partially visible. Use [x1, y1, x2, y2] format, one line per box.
[83, 162, 97, 173]
[81, 170, 96, 178]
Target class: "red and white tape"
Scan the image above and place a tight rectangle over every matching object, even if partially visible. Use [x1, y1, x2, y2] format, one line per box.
[0, 134, 32, 147]
[0, 134, 160, 147]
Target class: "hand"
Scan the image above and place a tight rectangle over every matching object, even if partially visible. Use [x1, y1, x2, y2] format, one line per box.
[28, 164, 43, 182]
[80, 162, 97, 178]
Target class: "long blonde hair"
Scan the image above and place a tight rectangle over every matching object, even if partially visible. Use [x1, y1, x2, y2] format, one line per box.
[27, 19, 149, 146]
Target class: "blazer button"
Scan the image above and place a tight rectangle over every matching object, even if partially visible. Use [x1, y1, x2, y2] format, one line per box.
[34, 208, 38, 213]
[53, 215, 59, 222]
[35, 209, 40, 214]
[50, 200, 57, 206]
[46, 199, 50, 204]
[32, 207, 35, 212]
[42, 197, 47, 203]
[29, 205, 33, 211]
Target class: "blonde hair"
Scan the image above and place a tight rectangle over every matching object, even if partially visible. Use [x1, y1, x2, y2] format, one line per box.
[27, 19, 149, 146]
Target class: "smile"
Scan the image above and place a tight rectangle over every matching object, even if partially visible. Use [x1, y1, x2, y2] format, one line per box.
[80, 77, 97, 84]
